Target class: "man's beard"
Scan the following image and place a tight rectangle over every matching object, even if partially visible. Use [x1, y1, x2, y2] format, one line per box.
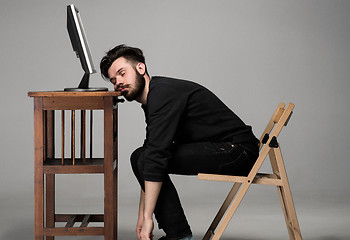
[123, 70, 146, 102]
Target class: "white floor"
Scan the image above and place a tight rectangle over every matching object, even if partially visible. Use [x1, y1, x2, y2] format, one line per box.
[1, 188, 350, 240]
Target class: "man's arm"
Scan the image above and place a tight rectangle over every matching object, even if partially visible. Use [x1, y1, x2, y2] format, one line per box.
[136, 189, 145, 240]
[140, 181, 162, 240]
[142, 82, 187, 182]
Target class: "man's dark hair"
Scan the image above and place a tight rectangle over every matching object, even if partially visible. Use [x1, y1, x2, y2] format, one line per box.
[100, 44, 147, 80]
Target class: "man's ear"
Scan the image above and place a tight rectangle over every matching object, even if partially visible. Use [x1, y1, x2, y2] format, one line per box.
[136, 62, 146, 76]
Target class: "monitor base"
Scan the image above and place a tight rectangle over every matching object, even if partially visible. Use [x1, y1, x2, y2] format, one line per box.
[65, 72, 108, 92]
[64, 87, 108, 92]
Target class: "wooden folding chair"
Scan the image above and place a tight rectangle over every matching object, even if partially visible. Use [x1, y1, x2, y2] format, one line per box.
[198, 102, 302, 240]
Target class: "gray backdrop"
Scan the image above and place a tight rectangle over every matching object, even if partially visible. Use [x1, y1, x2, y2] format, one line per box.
[1, 0, 350, 239]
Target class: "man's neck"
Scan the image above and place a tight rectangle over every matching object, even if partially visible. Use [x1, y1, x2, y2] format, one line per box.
[136, 74, 151, 105]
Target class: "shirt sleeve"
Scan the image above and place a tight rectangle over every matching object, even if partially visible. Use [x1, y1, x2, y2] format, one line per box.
[143, 84, 187, 182]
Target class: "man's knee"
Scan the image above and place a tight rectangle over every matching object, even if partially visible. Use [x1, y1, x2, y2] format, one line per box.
[130, 146, 144, 173]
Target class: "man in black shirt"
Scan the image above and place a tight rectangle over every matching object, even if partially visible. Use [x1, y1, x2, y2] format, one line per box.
[100, 45, 259, 240]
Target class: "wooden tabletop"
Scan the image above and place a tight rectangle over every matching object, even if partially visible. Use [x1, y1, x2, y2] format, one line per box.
[28, 91, 121, 97]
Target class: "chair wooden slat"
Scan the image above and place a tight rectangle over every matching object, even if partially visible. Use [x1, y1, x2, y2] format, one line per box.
[198, 173, 282, 186]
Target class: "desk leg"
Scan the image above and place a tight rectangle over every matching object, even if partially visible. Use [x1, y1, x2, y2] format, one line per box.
[104, 97, 117, 240]
[46, 110, 55, 240]
[34, 98, 44, 240]
[46, 174, 55, 240]
[113, 168, 118, 240]
[113, 106, 118, 240]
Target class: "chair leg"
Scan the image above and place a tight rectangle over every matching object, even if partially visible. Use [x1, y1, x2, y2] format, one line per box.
[269, 150, 295, 239]
[210, 182, 252, 240]
[277, 185, 296, 239]
[202, 183, 241, 240]
[273, 147, 302, 240]
[208, 145, 271, 239]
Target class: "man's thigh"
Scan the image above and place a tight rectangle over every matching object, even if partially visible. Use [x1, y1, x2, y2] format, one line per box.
[168, 141, 242, 175]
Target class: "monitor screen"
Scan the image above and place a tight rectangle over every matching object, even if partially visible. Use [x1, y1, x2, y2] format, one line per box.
[65, 4, 107, 91]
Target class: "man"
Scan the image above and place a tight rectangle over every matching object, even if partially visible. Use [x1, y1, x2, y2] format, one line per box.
[100, 45, 259, 240]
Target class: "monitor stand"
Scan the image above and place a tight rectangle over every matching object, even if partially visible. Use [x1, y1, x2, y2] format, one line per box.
[64, 72, 108, 92]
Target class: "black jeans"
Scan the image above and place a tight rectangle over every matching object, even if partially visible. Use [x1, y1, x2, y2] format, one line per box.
[130, 139, 259, 240]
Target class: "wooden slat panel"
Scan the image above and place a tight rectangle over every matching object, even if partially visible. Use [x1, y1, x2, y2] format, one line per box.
[44, 227, 104, 236]
[45, 158, 104, 165]
[80, 214, 91, 228]
[65, 215, 77, 228]
[61, 110, 65, 165]
[46, 110, 55, 159]
[43, 97, 104, 110]
[81, 110, 86, 164]
[44, 158, 104, 174]
[43, 111, 47, 162]
[71, 110, 75, 165]
[90, 110, 93, 159]
[55, 214, 104, 222]
[44, 165, 104, 174]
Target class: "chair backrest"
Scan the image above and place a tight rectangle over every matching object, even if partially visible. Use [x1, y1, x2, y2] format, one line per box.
[258, 102, 294, 151]
[243, 102, 295, 187]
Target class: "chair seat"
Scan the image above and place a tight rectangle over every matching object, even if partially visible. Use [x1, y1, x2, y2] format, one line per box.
[198, 173, 282, 186]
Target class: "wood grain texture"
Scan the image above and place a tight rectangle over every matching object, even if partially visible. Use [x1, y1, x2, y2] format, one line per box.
[28, 91, 121, 97]
[30, 92, 118, 239]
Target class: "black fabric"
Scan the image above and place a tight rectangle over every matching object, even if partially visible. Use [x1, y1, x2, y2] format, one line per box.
[131, 76, 259, 239]
[142, 76, 257, 182]
[131, 139, 259, 240]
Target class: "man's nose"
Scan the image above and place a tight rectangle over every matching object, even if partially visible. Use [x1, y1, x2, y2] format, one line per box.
[114, 82, 123, 91]
[116, 77, 125, 85]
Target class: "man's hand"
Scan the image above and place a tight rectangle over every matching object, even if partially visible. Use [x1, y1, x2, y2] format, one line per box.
[140, 218, 154, 240]
[137, 181, 161, 240]
[137, 189, 145, 240]
[136, 215, 143, 240]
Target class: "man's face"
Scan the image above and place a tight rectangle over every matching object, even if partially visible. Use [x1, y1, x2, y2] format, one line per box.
[108, 57, 145, 102]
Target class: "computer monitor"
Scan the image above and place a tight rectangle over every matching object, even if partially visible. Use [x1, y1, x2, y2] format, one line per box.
[64, 4, 107, 91]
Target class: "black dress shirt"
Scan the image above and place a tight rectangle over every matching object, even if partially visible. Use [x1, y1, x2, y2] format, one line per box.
[141, 76, 256, 181]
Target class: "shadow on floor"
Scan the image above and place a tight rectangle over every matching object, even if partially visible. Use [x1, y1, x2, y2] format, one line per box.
[2, 225, 349, 240]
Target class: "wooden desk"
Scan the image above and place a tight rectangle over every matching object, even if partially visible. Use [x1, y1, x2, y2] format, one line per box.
[28, 91, 121, 240]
